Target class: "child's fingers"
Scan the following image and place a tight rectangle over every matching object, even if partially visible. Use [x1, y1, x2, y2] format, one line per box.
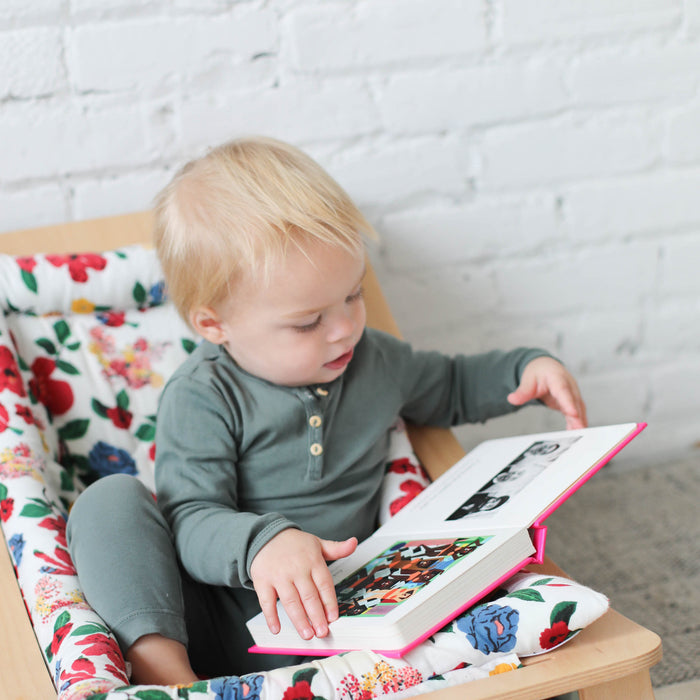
[254, 581, 282, 636]
[279, 577, 328, 640]
[312, 563, 340, 625]
[546, 377, 588, 429]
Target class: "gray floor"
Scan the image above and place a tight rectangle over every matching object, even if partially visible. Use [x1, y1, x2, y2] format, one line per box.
[543, 455, 700, 690]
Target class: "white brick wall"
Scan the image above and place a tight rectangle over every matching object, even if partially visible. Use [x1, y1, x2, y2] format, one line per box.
[1, 0, 699, 468]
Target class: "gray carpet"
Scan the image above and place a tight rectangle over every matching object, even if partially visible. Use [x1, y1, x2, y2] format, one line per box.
[544, 456, 700, 688]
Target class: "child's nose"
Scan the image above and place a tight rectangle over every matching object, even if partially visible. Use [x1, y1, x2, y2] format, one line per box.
[327, 309, 356, 343]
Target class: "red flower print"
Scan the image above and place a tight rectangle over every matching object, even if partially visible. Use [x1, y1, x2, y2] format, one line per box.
[389, 479, 427, 516]
[59, 656, 99, 686]
[97, 311, 126, 327]
[105, 405, 133, 429]
[29, 357, 74, 416]
[387, 457, 420, 475]
[283, 680, 314, 700]
[16, 256, 37, 273]
[149, 442, 156, 461]
[0, 346, 26, 397]
[0, 498, 14, 522]
[76, 633, 124, 671]
[539, 620, 572, 650]
[46, 253, 107, 283]
[0, 403, 8, 432]
[34, 545, 76, 576]
[15, 404, 45, 429]
[15, 442, 31, 457]
[39, 515, 68, 547]
[50, 621, 73, 657]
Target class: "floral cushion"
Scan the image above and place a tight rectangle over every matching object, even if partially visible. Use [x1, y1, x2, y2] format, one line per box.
[0, 245, 609, 700]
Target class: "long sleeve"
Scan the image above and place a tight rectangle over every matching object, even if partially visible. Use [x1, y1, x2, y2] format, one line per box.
[367, 331, 553, 427]
[154, 374, 297, 588]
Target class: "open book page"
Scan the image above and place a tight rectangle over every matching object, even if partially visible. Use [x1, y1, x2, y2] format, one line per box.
[249, 526, 530, 653]
[381, 423, 640, 533]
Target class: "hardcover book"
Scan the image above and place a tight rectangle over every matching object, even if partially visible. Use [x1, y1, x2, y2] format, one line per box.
[247, 422, 645, 657]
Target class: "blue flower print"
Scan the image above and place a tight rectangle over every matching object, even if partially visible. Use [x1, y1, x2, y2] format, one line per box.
[9, 532, 25, 566]
[456, 603, 520, 654]
[88, 441, 137, 478]
[210, 674, 264, 700]
[149, 280, 166, 306]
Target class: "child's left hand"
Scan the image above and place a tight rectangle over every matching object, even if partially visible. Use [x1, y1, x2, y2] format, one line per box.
[507, 356, 587, 430]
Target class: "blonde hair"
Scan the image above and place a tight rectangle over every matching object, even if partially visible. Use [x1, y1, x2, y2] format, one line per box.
[153, 136, 376, 324]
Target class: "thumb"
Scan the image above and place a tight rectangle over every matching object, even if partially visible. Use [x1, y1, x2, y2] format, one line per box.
[507, 376, 536, 407]
[319, 536, 358, 562]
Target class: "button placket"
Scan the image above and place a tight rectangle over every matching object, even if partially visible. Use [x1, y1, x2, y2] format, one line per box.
[301, 388, 325, 480]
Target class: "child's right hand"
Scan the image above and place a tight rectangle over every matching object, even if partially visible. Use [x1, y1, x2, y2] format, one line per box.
[250, 529, 357, 640]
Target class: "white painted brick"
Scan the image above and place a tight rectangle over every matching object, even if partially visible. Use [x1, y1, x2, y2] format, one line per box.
[179, 78, 380, 149]
[605, 420, 699, 472]
[66, 9, 276, 93]
[649, 360, 700, 419]
[72, 169, 172, 220]
[327, 137, 471, 209]
[380, 195, 561, 269]
[0, 98, 150, 181]
[403, 316, 560, 358]
[659, 233, 700, 297]
[557, 310, 643, 373]
[494, 243, 659, 315]
[288, 0, 487, 71]
[480, 115, 660, 189]
[564, 169, 700, 242]
[0, 0, 63, 27]
[0, 185, 67, 234]
[376, 60, 567, 135]
[0, 27, 65, 98]
[577, 368, 649, 426]
[687, 0, 700, 36]
[376, 265, 500, 335]
[69, 0, 163, 18]
[570, 46, 700, 106]
[645, 300, 700, 355]
[666, 102, 700, 164]
[500, 0, 681, 45]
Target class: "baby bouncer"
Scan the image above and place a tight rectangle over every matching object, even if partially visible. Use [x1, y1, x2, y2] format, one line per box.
[0, 212, 661, 699]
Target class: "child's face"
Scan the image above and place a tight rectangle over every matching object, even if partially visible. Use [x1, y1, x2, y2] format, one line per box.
[194, 240, 367, 387]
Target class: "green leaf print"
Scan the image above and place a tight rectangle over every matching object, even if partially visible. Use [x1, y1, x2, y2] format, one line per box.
[55, 359, 80, 375]
[57, 418, 90, 441]
[133, 281, 147, 305]
[21, 269, 38, 294]
[551, 601, 577, 626]
[53, 319, 71, 345]
[35, 338, 57, 355]
[506, 588, 545, 603]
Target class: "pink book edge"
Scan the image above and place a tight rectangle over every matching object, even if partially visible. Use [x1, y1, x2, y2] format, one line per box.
[531, 422, 647, 529]
[249, 422, 646, 658]
[249, 554, 535, 659]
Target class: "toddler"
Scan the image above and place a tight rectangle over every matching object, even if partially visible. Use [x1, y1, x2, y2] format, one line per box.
[67, 136, 586, 685]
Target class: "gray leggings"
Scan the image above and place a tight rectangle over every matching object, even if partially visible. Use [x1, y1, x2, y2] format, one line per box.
[66, 474, 304, 677]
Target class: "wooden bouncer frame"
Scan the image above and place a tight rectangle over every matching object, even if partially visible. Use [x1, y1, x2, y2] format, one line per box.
[0, 212, 662, 700]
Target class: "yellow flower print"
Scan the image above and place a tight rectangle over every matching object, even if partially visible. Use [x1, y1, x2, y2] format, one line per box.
[71, 298, 96, 314]
[489, 662, 519, 676]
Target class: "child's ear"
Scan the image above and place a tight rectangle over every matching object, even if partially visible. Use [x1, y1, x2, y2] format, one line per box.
[190, 306, 227, 344]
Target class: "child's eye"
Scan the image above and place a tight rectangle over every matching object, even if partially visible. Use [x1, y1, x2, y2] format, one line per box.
[347, 286, 364, 303]
[294, 316, 322, 333]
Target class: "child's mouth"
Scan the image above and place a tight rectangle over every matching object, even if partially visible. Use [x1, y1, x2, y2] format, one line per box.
[324, 349, 354, 370]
